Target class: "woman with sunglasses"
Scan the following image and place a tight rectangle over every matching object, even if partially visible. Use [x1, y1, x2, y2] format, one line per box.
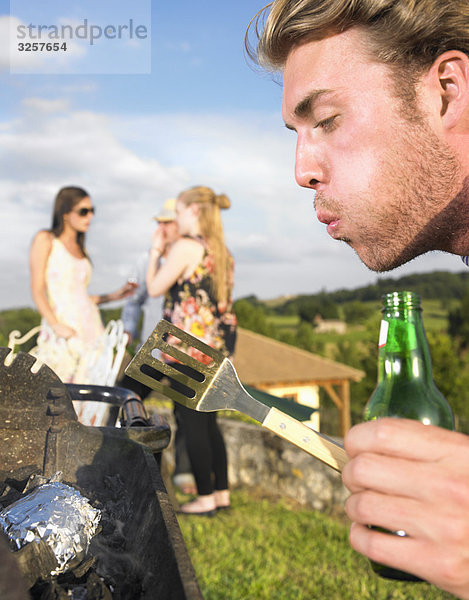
[29, 186, 135, 383]
[146, 185, 237, 515]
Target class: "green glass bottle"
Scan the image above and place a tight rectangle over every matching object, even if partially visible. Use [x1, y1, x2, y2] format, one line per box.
[365, 290, 454, 581]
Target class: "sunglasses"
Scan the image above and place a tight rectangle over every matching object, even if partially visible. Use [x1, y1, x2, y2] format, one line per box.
[74, 207, 96, 217]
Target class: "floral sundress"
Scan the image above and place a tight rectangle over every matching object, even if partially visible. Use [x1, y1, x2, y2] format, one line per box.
[163, 237, 237, 364]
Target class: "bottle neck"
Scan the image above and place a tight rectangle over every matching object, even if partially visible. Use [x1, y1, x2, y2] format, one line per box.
[377, 304, 433, 383]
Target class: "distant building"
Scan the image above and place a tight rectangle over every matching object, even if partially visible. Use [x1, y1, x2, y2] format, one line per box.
[233, 328, 364, 436]
[313, 314, 347, 334]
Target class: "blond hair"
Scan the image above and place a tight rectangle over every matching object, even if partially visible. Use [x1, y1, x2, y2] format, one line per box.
[178, 186, 231, 305]
[247, 0, 469, 76]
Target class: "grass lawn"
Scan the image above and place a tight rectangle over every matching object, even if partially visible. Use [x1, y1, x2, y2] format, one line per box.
[176, 488, 455, 600]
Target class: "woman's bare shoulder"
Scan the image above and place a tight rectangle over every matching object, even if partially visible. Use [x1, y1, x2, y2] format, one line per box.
[31, 230, 53, 250]
[172, 237, 204, 253]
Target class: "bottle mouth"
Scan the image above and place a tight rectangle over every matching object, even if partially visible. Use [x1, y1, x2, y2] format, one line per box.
[381, 290, 421, 310]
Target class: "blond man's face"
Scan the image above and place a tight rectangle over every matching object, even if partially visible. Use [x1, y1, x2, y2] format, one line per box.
[282, 28, 461, 271]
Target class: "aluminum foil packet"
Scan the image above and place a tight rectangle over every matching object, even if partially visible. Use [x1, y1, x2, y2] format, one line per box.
[0, 481, 101, 575]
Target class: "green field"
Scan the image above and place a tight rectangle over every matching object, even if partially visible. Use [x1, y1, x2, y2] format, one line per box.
[266, 298, 450, 339]
[177, 488, 455, 600]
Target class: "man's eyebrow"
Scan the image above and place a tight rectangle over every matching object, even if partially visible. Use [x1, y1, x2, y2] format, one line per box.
[284, 89, 335, 130]
[294, 88, 333, 119]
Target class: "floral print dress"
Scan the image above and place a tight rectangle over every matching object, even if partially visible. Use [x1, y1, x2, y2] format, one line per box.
[163, 236, 237, 364]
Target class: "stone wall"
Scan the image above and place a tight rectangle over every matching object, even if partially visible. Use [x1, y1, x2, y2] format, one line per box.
[221, 419, 348, 515]
[158, 407, 348, 516]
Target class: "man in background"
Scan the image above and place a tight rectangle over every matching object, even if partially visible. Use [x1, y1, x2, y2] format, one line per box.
[121, 198, 178, 376]
[120, 198, 196, 495]
[249, 0, 469, 596]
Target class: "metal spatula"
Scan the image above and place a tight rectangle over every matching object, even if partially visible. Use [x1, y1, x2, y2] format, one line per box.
[125, 320, 347, 473]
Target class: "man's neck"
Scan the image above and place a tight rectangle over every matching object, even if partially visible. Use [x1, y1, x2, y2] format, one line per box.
[447, 175, 469, 256]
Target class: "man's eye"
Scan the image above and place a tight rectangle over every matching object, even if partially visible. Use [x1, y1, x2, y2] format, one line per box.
[315, 116, 337, 132]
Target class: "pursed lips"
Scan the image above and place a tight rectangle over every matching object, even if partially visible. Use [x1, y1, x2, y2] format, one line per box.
[316, 209, 341, 237]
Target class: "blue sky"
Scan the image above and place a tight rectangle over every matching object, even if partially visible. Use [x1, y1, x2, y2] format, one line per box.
[0, 0, 463, 311]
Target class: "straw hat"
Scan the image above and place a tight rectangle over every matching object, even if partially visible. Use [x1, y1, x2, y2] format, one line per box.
[154, 198, 176, 222]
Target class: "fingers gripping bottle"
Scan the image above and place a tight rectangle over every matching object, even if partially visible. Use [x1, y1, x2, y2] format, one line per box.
[364, 291, 455, 581]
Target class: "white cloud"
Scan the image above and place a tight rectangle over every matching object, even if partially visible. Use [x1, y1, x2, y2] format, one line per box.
[22, 97, 70, 114]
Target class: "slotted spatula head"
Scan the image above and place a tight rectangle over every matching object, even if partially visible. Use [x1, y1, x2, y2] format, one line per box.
[125, 320, 270, 421]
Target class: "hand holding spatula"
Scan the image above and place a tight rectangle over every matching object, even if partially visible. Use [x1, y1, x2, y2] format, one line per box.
[125, 320, 347, 473]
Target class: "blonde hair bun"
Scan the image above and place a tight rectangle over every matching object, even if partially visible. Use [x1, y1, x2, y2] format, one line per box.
[180, 186, 231, 210]
[215, 194, 230, 209]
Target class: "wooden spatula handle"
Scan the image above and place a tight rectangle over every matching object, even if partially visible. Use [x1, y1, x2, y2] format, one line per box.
[262, 407, 348, 472]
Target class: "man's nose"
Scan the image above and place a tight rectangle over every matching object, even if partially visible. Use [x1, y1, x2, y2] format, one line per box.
[294, 137, 324, 190]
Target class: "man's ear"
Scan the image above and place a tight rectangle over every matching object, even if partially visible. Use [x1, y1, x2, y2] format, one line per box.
[425, 50, 469, 130]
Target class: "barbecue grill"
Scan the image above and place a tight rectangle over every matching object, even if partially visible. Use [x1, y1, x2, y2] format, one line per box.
[0, 347, 202, 599]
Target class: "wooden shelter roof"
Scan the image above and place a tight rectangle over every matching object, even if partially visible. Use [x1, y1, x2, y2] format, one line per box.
[233, 328, 364, 387]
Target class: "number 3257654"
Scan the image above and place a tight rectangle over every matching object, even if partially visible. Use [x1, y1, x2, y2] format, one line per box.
[17, 42, 68, 52]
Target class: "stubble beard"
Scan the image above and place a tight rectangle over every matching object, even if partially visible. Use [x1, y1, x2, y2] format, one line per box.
[315, 117, 462, 273]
